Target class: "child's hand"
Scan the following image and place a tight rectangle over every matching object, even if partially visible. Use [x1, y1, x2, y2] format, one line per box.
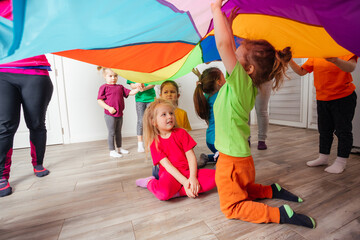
[192, 68, 201, 78]
[211, 0, 223, 13]
[108, 106, 117, 114]
[188, 176, 200, 197]
[135, 83, 145, 92]
[227, 6, 240, 26]
[183, 180, 196, 198]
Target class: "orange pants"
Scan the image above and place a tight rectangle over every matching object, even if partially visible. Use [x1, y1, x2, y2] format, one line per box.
[215, 153, 280, 223]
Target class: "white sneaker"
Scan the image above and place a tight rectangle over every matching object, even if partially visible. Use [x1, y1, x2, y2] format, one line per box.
[138, 142, 145, 153]
[137, 146, 145, 153]
[119, 148, 129, 154]
[110, 150, 122, 158]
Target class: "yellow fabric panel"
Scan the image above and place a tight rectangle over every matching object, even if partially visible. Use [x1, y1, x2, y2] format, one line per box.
[112, 49, 193, 83]
[210, 14, 351, 58]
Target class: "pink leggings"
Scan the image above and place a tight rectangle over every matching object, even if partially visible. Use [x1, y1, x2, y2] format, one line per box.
[147, 168, 216, 201]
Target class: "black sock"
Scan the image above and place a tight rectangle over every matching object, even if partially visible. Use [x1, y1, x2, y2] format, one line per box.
[0, 179, 12, 197]
[271, 183, 303, 202]
[34, 165, 50, 177]
[279, 205, 315, 228]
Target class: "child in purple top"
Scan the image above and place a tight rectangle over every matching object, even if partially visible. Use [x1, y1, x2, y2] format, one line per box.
[97, 67, 139, 158]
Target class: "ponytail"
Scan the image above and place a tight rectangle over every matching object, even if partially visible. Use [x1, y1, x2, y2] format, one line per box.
[192, 67, 223, 124]
[193, 83, 209, 124]
[270, 47, 292, 91]
[241, 39, 292, 91]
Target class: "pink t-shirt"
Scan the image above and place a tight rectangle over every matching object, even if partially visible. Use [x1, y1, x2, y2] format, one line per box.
[0, 0, 50, 76]
[150, 128, 197, 174]
[97, 84, 131, 118]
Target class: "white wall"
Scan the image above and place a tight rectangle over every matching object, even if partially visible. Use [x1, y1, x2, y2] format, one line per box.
[351, 61, 360, 147]
[56, 56, 226, 144]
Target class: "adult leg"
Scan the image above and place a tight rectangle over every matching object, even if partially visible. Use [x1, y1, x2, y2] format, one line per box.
[21, 74, 53, 177]
[326, 92, 357, 173]
[0, 73, 22, 196]
[307, 100, 333, 167]
[255, 81, 272, 150]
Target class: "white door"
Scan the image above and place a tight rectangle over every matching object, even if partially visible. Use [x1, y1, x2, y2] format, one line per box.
[13, 54, 63, 149]
[269, 58, 309, 128]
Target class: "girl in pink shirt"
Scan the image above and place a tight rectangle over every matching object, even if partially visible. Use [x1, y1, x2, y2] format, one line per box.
[135, 98, 216, 200]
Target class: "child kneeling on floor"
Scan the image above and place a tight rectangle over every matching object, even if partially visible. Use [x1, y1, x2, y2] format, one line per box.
[211, 0, 315, 228]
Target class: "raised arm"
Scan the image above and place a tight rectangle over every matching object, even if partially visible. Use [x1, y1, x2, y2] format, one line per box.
[289, 59, 309, 76]
[211, 0, 237, 74]
[325, 57, 357, 72]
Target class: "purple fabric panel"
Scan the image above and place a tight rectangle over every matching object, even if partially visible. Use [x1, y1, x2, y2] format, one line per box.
[207, 0, 321, 34]
[311, 0, 360, 56]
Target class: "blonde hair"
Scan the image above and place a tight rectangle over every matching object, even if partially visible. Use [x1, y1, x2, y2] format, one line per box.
[143, 98, 176, 152]
[97, 66, 115, 77]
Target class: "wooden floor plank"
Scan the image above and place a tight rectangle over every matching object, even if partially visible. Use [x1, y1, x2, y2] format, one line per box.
[1, 125, 359, 240]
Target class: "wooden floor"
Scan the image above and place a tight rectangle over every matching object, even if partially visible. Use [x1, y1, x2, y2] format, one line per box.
[1, 125, 359, 240]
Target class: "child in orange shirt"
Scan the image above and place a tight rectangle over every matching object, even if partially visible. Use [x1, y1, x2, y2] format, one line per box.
[290, 55, 358, 174]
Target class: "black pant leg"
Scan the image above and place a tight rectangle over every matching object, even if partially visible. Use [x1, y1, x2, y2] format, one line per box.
[0, 73, 22, 179]
[317, 100, 334, 155]
[331, 92, 357, 158]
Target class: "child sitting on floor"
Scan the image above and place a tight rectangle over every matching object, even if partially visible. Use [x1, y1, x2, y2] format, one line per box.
[135, 98, 216, 200]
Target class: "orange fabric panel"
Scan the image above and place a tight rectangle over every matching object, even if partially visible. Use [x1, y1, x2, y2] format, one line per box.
[55, 42, 194, 72]
[302, 55, 357, 101]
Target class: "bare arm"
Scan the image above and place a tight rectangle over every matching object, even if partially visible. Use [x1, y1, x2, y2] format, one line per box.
[185, 149, 198, 180]
[185, 149, 200, 196]
[129, 83, 137, 89]
[129, 82, 145, 91]
[325, 57, 357, 72]
[97, 99, 116, 114]
[160, 157, 196, 198]
[289, 59, 308, 76]
[211, 0, 237, 75]
[160, 158, 188, 185]
[129, 88, 140, 96]
[143, 84, 155, 91]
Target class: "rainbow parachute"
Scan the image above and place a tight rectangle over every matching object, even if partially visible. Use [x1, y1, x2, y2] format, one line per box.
[0, 0, 359, 83]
